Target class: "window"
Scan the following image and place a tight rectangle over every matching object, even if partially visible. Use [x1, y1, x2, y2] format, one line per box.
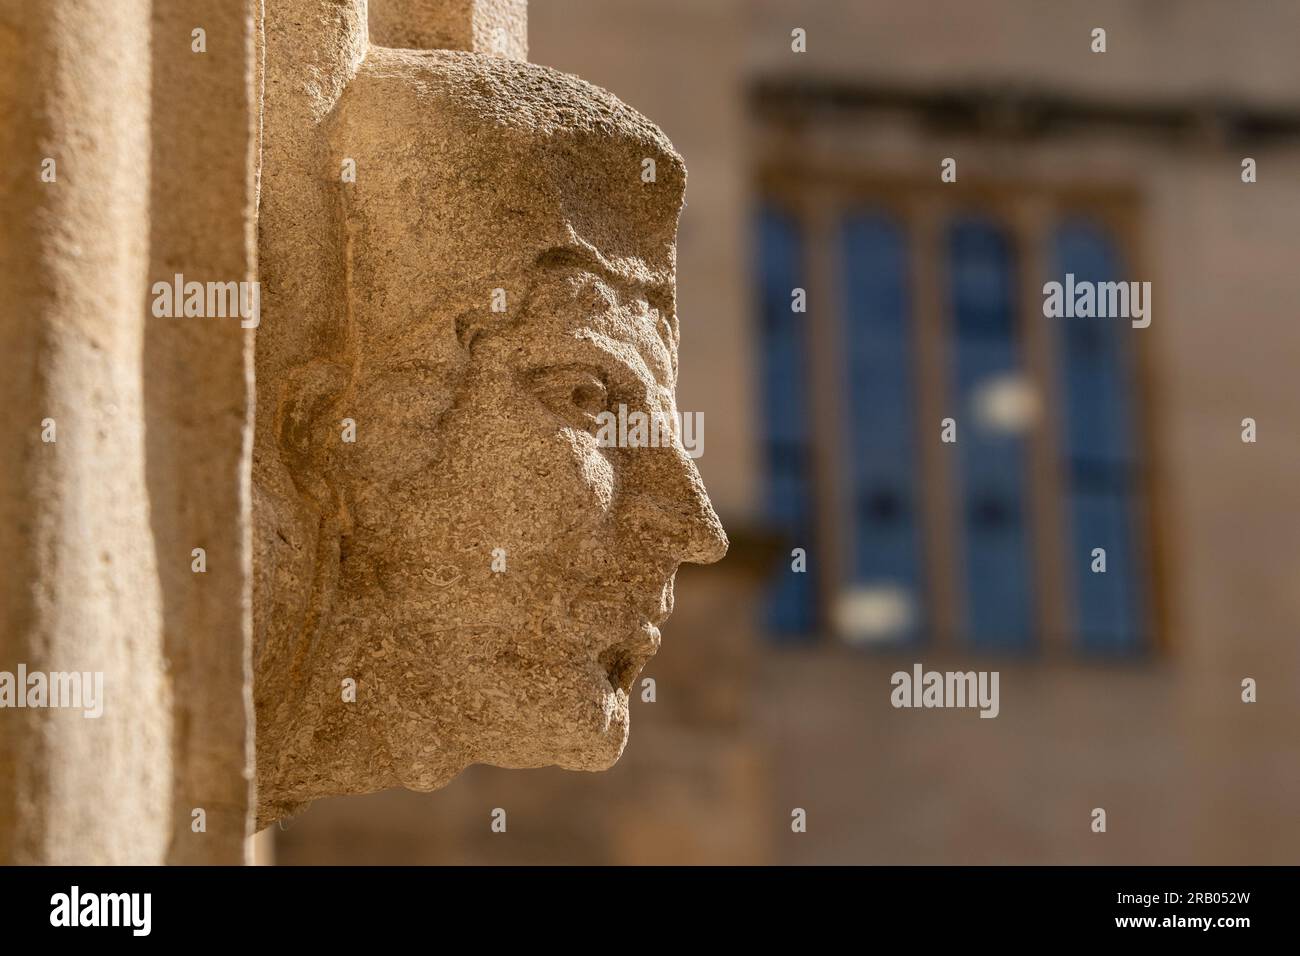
[757, 205, 818, 640]
[1053, 218, 1148, 656]
[755, 189, 1154, 657]
[839, 211, 925, 646]
[948, 217, 1035, 652]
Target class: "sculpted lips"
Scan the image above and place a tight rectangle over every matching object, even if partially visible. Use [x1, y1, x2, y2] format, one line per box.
[598, 622, 662, 694]
[590, 577, 674, 693]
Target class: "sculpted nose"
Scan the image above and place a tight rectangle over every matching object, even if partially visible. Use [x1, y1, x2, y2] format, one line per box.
[627, 443, 728, 566]
[678, 453, 728, 565]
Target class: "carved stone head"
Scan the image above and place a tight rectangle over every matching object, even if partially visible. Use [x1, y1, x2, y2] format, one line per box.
[253, 50, 726, 826]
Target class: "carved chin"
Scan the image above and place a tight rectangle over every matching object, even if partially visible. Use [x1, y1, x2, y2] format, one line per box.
[559, 681, 632, 772]
[591, 624, 660, 754]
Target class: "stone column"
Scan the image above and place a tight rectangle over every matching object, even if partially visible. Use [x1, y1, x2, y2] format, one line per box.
[0, 0, 256, 864]
[147, 0, 259, 866]
[0, 0, 165, 867]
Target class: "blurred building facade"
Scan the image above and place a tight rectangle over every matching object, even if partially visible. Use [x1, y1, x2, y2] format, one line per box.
[277, 0, 1300, 864]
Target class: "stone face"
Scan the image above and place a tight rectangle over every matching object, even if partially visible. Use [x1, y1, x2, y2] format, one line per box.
[254, 44, 727, 827]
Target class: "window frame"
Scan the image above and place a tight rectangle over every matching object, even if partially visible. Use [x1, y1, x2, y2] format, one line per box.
[755, 169, 1168, 658]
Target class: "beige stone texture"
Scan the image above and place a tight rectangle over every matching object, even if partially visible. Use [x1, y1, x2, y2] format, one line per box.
[2, 0, 727, 858]
[370, 0, 528, 59]
[0, 0, 256, 863]
[254, 22, 727, 826]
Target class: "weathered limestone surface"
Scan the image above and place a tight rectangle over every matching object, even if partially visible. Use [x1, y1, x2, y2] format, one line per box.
[1, 0, 725, 855]
[254, 7, 727, 826]
[0, 0, 256, 863]
[147, 0, 258, 865]
[370, 0, 528, 59]
[0, 0, 166, 866]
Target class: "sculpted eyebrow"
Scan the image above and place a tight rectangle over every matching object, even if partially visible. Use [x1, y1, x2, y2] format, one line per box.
[533, 245, 672, 304]
[533, 245, 677, 359]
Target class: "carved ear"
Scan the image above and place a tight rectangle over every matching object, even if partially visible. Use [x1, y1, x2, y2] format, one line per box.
[276, 360, 351, 509]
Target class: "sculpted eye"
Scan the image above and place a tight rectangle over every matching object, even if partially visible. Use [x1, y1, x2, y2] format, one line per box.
[570, 377, 608, 418]
[528, 365, 609, 431]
